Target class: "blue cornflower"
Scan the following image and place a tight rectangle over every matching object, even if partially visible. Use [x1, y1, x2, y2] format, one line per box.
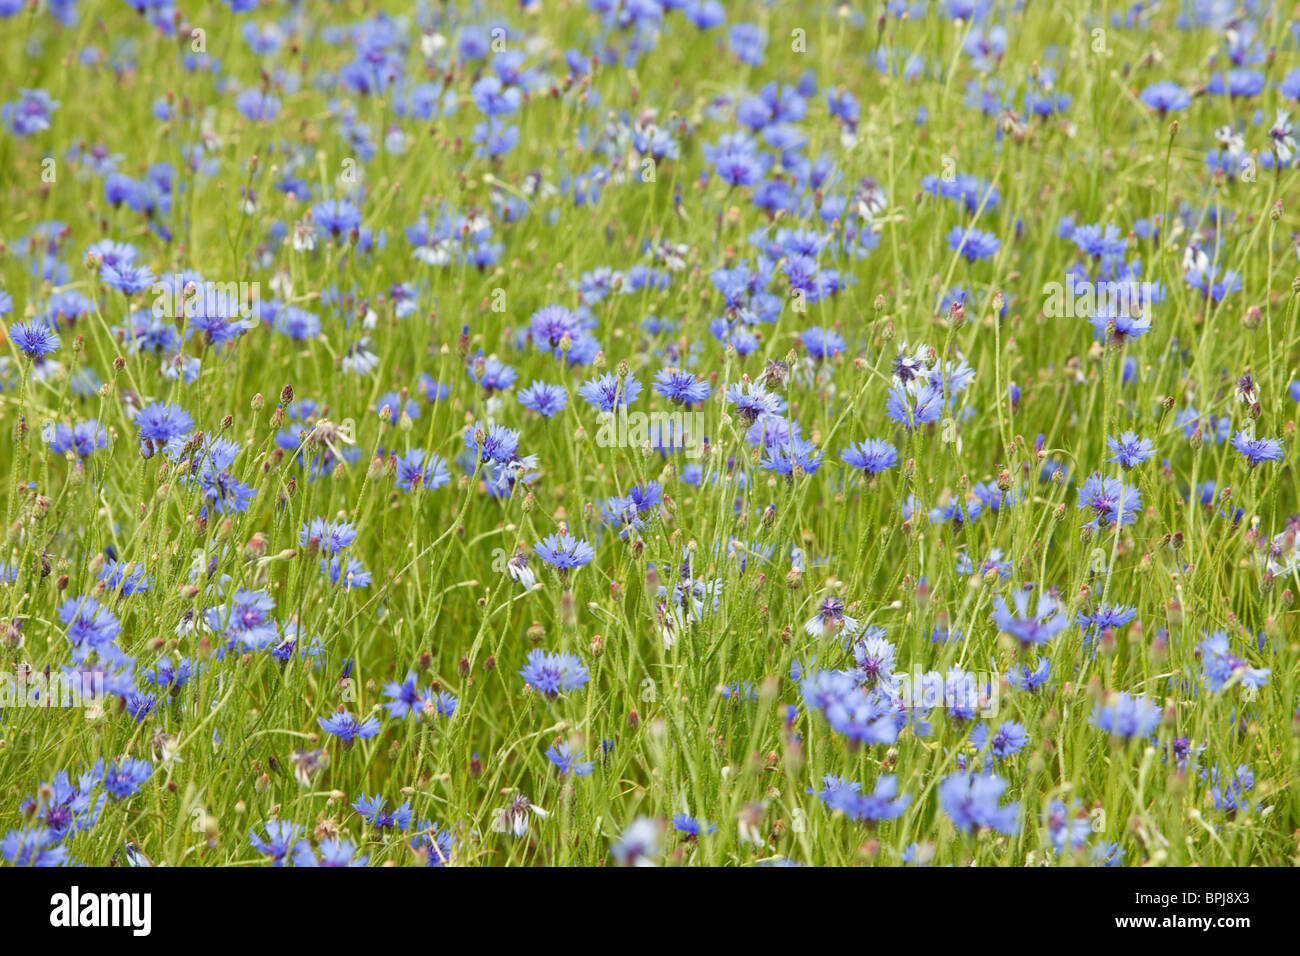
[1140, 81, 1190, 113]
[463, 422, 520, 464]
[322, 555, 371, 590]
[802, 326, 846, 360]
[723, 381, 787, 422]
[813, 774, 911, 821]
[800, 670, 898, 746]
[1091, 692, 1162, 739]
[101, 262, 157, 295]
[1006, 656, 1051, 693]
[803, 596, 860, 640]
[1202, 765, 1255, 812]
[468, 355, 517, 393]
[760, 437, 824, 476]
[352, 794, 413, 830]
[46, 419, 109, 458]
[1198, 631, 1270, 693]
[394, 449, 450, 493]
[58, 596, 122, 647]
[992, 588, 1070, 646]
[528, 304, 583, 350]
[292, 837, 368, 867]
[135, 402, 193, 454]
[2, 89, 59, 136]
[410, 821, 456, 867]
[96, 757, 152, 798]
[1045, 800, 1092, 853]
[518, 381, 568, 417]
[885, 381, 944, 430]
[727, 22, 767, 66]
[249, 820, 302, 865]
[375, 391, 419, 424]
[21, 771, 105, 838]
[274, 304, 321, 339]
[545, 742, 595, 776]
[946, 225, 1001, 262]
[1, 828, 73, 867]
[851, 633, 897, 688]
[317, 709, 382, 743]
[710, 144, 768, 187]
[125, 692, 157, 720]
[652, 369, 710, 406]
[470, 76, 521, 116]
[534, 533, 595, 571]
[1092, 842, 1126, 866]
[671, 814, 718, 838]
[1076, 603, 1138, 643]
[383, 671, 427, 719]
[144, 656, 198, 691]
[938, 772, 1020, 834]
[233, 88, 280, 121]
[8, 321, 60, 358]
[1185, 265, 1242, 302]
[100, 558, 151, 596]
[722, 679, 758, 702]
[579, 371, 642, 412]
[840, 439, 898, 476]
[312, 199, 362, 237]
[299, 518, 358, 555]
[971, 720, 1029, 760]
[184, 436, 257, 516]
[1106, 431, 1155, 470]
[1070, 222, 1127, 258]
[206, 589, 278, 652]
[518, 648, 590, 698]
[1077, 473, 1142, 530]
[1229, 430, 1283, 467]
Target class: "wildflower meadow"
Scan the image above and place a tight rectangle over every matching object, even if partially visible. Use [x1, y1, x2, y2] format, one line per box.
[0, 0, 1298, 892]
